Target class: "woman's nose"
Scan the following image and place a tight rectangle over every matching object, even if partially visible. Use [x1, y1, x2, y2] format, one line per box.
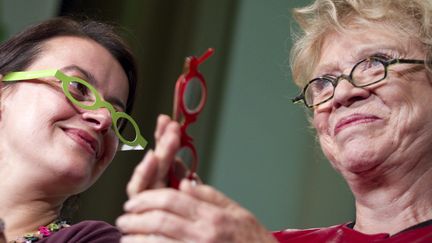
[331, 78, 370, 108]
[81, 108, 113, 134]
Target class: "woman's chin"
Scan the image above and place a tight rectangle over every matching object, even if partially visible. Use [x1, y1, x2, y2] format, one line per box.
[334, 149, 386, 176]
[344, 159, 381, 174]
[49, 159, 95, 193]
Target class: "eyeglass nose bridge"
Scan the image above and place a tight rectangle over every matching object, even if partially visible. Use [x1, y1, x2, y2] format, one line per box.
[332, 73, 357, 89]
[320, 73, 361, 106]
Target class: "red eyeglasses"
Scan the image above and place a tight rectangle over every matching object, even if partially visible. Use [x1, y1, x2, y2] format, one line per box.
[169, 48, 214, 189]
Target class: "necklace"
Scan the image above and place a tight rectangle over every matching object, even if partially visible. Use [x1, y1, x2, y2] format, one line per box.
[9, 220, 70, 243]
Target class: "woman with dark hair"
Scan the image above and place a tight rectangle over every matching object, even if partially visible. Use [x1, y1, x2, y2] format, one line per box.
[0, 17, 155, 242]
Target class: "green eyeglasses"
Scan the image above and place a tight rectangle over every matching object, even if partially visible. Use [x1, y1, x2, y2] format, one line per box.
[2, 69, 147, 151]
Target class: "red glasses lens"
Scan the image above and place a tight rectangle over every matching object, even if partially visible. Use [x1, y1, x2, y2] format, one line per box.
[182, 77, 205, 114]
[173, 146, 196, 180]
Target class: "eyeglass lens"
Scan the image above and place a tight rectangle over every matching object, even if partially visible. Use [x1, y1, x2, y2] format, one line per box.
[66, 78, 137, 143]
[173, 146, 196, 180]
[183, 77, 205, 113]
[305, 58, 386, 106]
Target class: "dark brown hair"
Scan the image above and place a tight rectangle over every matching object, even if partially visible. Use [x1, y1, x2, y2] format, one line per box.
[0, 16, 139, 222]
[0, 16, 138, 115]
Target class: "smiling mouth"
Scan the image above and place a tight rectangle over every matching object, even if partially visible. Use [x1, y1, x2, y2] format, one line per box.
[63, 128, 98, 157]
[334, 114, 380, 135]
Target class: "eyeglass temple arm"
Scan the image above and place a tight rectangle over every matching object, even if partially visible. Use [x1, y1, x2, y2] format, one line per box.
[3, 69, 60, 81]
[197, 48, 215, 65]
[291, 94, 304, 103]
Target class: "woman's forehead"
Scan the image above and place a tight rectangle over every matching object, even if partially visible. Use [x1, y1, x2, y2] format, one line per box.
[29, 36, 130, 108]
[312, 25, 421, 75]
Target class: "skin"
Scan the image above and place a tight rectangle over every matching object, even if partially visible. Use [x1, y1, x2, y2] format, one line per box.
[117, 23, 432, 241]
[117, 115, 278, 243]
[0, 36, 129, 241]
[312, 25, 432, 235]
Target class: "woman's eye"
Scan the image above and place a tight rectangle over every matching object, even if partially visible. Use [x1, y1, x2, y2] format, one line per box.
[312, 78, 332, 91]
[307, 78, 332, 98]
[358, 57, 384, 72]
[364, 58, 382, 68]
[68, 81, 91, 99]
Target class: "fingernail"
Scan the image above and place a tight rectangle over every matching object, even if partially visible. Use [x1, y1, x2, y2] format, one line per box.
[124, 200, 134, 211]
[180, 179, 193, 191]
[115, 216, 125, 228]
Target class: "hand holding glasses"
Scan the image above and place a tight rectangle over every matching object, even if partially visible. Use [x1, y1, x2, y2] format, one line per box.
[169, 48, 214, 189]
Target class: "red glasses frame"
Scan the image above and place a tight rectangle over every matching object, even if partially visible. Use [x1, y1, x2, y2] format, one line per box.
[169, 48, 214, 188]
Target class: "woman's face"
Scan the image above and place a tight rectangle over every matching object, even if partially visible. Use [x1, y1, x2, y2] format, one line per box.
[0, 36, 129, 193]
[312, 25, 432, 179]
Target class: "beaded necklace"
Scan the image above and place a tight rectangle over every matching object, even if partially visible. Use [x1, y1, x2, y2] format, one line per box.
[9, 220, 70, 243]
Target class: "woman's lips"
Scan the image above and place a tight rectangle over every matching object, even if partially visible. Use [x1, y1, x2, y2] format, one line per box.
[63, 128, 99, 157]
[334, 114, 380, 135]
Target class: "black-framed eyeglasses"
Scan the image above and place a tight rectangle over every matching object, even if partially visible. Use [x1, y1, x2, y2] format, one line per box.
[291, 57, 426, 108]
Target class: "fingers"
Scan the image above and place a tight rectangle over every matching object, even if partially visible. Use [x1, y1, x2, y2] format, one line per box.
[118, 188, 225, 243]
[127, 115, 181, 196]
[153, 119, 181, 184]
[120, 234, 181, 243]
[127, 150, 158, 197]
[129, 181, 235, 219]
[124, 189, 199, 219]
[118, 189, 199, 242]
[119, 185, 276, 243]
[117, 210, 190, 239]
[125, 182, 237, 224]
[179, 180, 234, 208]
[154, 114, 172, 144]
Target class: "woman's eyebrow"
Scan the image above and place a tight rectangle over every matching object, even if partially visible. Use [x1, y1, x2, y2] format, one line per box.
[61, 65, 98, 86]
[61, 65, 127, 111]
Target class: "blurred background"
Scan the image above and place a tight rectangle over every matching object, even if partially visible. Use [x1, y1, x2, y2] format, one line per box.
[1, 0, 354, 231]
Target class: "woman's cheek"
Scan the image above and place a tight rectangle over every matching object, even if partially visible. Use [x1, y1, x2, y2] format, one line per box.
[94, 132, 118, 177]
[319, 135, 338, 163]
[104, 133, 118, 162]
[313, 113, 339, 163]
[312, 112, 330, 137]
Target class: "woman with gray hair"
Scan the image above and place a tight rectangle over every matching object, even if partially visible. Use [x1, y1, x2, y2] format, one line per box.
[117, 0, 432, 242]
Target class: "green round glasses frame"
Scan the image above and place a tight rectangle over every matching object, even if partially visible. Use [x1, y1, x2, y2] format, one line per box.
[2, 69, 147, 151]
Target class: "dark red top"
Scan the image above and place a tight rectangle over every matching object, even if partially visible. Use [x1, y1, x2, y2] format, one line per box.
[38, 220, 121, 242]
[272, 220, 432, 242]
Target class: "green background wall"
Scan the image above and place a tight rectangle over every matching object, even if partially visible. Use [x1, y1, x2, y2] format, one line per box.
[1, 0, 354, 231]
